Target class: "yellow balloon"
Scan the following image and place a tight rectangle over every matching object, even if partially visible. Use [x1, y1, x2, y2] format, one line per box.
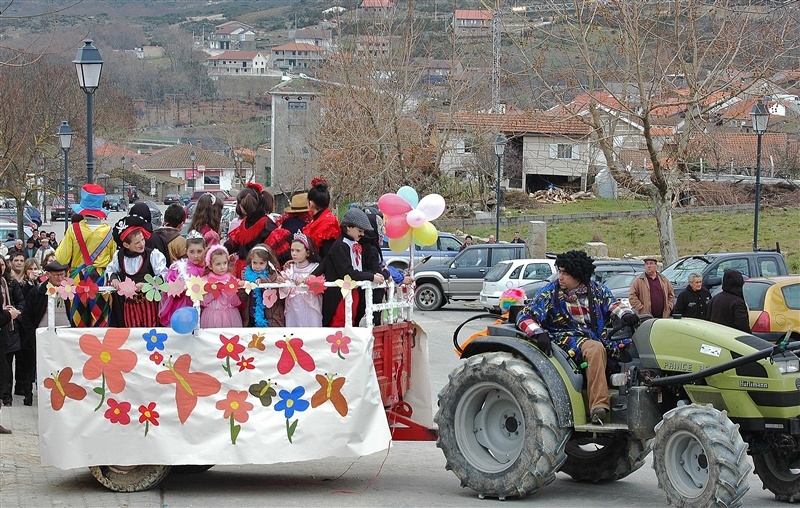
[388, 231, 412, 252]
[413, 221, 438, 246]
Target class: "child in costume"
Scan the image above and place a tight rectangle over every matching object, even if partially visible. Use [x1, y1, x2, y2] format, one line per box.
[280, 232, 322, 327]
[200, 245, 242, 328]
[158, 232, 206, 326]
[242, 244, 284, 327]
[107, 218, 168, 328]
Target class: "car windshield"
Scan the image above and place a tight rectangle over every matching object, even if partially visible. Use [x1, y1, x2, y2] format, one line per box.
[662, 257, 711, 284]
[485, 262, 512, 282]
[107, 194, 121, 199]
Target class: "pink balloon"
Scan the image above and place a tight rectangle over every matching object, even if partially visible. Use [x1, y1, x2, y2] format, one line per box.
[384, 214, 411, 239]
[378, 193, 413, 217]
[406, 209, 426, 228]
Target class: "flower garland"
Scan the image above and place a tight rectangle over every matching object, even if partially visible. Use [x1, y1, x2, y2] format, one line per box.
[244, 265, 269, 327]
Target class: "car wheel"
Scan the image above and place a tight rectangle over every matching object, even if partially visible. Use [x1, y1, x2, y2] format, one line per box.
[415, 283, 444, 311]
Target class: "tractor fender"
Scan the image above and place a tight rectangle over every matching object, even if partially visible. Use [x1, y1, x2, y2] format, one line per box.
[461, 336, 574, 428]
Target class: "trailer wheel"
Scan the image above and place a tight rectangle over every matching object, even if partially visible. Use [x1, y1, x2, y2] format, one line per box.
[171, 465, 214, 474]
[89, 465, 172, 492]
[435, 352, 569, 499]
[560, 434, 651, 482]
[652, 405, 750, 507]
[415, 283, 444, 311]
[752, 442, 800, 502]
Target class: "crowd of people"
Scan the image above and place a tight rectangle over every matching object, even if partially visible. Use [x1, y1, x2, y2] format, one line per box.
[0, 178, 410, 434]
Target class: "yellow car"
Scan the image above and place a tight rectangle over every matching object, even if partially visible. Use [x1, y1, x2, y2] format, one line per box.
[744, 275, 800, 342]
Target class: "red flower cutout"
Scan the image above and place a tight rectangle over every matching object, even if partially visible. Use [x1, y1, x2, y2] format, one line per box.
[305, 275, 327, 296]
[326, 331, 352, 358]
[138, 402, 160, 426]
[80, 329, 137, 394]
[224, 279, 239, 295]
[236, 356, 256, 372]
[74, 277, 100, 302]
[149, 351, 164, 365]
[205, 280, 224, 298]
[104, 398, 131, 425]
[217, 334, 245, 361]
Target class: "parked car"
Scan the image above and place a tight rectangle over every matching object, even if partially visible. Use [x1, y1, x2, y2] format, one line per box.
[662, 251, 789, 299]
[103, 194, 127, 212]
[382, 232, 462, 271]
[189, 190, 236, 204]
[604, 272, 642, 302]
[521, 259, 644, 300]
[180, 193, 191, 205]
[412, 243, 527, 311]
[743, 276, 800, 342]
[0, 222, 34, 249]
[163, 194, 182, 206]
[143, 200, 163, 228]
[25, 205, 42, 227]
[0, 207, 36, 228]
[479, 258, 557, 311]
[128, 187, 139, 203]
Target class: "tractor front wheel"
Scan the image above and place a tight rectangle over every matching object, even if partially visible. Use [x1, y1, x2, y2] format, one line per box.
[89, 465, 172, 492]
[752, 440, 800, 502]
[560, 433, 651, 482]
[652, 404, 750, 507]
[435, 352, 569, 499]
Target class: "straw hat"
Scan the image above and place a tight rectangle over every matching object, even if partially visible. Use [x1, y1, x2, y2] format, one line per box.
[285, 193, 309, 213]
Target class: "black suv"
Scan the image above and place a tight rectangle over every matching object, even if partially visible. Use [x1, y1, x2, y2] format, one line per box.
[103, 194, 127, 212]
[413, 243, 527, 311]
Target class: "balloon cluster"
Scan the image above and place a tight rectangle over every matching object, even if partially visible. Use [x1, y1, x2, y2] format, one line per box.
[378, 186, 445, 253]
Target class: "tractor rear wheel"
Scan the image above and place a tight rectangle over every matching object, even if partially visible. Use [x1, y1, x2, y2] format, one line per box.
[752, 441, 800, 502]
[435, 352, 569, 499]
[89, 465, 171, 492]
[652, 404, 750, 507]
[560, 433, 651, 482]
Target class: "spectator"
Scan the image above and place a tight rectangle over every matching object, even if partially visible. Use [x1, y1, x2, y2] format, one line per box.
[34, 238, 52, 265]
[673, 272, 711, 319]
[7, 239, 23, 260]
[628, 256, 674, 318]
[708, 269, 751, 333]
[0, 301, 21, 432]
[48, 232, 58, 249]
[0, 256, 24, 407]
[8, 252, 25, 283]
[154, 203, 187, 264]
[511, 231, 525, 244]
[23, 238, 37, 259]
[459, 235, 474, 252]
[54, 184, 116, 328]
[487, 234, 496, 244]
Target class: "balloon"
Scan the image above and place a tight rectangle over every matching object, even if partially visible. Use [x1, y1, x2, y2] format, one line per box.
[388, 232, 412, 253]
[413, 221, 438, 246]
[406, 209, 426, 228]
[385, 215, 411, 239]
[416, 194, 445, 221]
[171, 307, 199, 334]
[397, 186, 419, 208]
[378, 193, 413, 217]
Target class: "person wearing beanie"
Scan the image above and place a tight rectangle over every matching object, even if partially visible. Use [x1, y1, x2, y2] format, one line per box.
[54, 183, 116, 327]
[708, 269, 751, 333]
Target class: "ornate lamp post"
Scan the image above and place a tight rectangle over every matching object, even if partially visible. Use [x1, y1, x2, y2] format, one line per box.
[493, 133, 506, 242]
[750, 100, 770, 251]
[73, 39, 103, 185]
[58, 121, 73, 233]
[189, 150, 197, 193]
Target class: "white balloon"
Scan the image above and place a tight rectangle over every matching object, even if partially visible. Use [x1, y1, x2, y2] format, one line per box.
[406, 209, 426, 228]
[416, 194, 445, 220]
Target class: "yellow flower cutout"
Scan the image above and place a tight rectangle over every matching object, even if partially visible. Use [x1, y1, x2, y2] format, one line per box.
[336, 275, 357, 299]
[45, 283, 59, 297]
[186, 275, 208, 303]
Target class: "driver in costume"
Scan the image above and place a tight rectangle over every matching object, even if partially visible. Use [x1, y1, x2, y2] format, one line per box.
[516, 250, 638, 424]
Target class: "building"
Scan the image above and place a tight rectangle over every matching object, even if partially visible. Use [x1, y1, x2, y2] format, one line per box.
[134, 143, 236, 195]
[208, 21, 256, 51]
[271, 43, 327, 71]
[291, 28, 335, 52]
[361, 0, 396, 19]
[452, 9, 493, 37]
[206, 51, 269, 78]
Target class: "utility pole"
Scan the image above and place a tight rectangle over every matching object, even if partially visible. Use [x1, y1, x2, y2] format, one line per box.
[491, 2, 501, 113]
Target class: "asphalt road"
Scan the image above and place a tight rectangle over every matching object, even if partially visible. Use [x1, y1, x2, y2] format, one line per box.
[2, 212, 786, 507]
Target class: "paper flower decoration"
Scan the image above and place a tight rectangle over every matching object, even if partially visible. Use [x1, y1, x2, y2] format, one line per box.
[336, 275, 356, 299]
[57, 278, 76, 300]
[206, 280, 223, 298]
[305, 275, 327, 296]
[240, 280, 257, 294]
[142, 274, 168, 302]
[117, 278, 138, 298]
[45, 283, 58, 298]
[74, 278, 100, 302]
[378, 186, 445, 252]
[262, 288, 278, 308]
[186, 275, 207, 303]
[166, 280, 186, 298]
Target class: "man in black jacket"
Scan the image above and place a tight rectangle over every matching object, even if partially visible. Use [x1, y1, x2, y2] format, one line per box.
[0, 296, 21, 433]
[708, 269, 751, 333]
[673, 272, 711, 319]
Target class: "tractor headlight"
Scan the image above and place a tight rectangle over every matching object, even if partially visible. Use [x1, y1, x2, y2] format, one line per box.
[774, 354, 800, 374]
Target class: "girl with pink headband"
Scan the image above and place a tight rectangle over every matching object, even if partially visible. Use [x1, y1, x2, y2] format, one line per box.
[200, 245, 242, 328]
[279, 232, 322, 327]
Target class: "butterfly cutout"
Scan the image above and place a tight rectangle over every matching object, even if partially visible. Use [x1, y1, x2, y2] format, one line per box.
[156, 354, 221, 424]
[248, 332, 266, 351]
[248, 380, 277, 406]
[117, 278, 138, 298]
[43, 367, 87, 411]
[311, 373, 348, 417]
[305, 275, 327, 296]
[275, 336, 315, 375]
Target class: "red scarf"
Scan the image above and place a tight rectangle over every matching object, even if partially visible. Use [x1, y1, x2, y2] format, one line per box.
[229, 216, 270, 247]
[303, 208, 340, 251]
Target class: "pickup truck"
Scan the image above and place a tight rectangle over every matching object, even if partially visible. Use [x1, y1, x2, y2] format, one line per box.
[381, 232, 462, 271]
[413, 243, 527, 311]
[661, 251, 790, 298]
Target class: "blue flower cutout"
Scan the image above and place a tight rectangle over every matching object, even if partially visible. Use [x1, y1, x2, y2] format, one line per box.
[274, 386, 309, 419]
[142, 329, 168, 352]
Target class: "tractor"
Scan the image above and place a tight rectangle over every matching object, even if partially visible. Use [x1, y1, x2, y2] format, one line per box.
[436, 313, 800, 506]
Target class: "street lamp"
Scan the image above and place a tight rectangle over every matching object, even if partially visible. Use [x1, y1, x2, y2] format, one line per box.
[189, 150, 197, 193]
[750, 100, 770, 251]
[235, 153, 243, 189]
[121, 156, 127, 207]
[73, 39, 103, 185]
[58, 121, 73, 233]
[493, 133, 506, 242]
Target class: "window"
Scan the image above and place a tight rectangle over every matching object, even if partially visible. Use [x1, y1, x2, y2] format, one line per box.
[782, 284, 800, 310]
[758, 258, 779, 277]
[491, 248, 517, 265]
[456, 247, 488, 268]
[549, 143, 580, 160]
[524, 263, 553, 281]
[203, 176, 220, 185]
[440, 237, 461, 252]
[509, 265, 523, 280]
[288, 102, 307, 110]
[708, 259, 749, 280]
[264, 167, 272, 186]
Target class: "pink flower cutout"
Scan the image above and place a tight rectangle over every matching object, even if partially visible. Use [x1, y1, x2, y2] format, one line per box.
[166, 280, 185, 297]
[117, 278, 138, 298]
[336, 275, 357, 299]
[326, 331, 351, 359]
[57, 278, 76, 300]
[262, 289, 278, 309]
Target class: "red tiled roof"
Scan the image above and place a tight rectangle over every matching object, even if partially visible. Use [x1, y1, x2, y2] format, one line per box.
[135, 144, 235, 171]
[437, 111, 592, 137]
[271, 43, 325, 52]
[689, 132, 795, 167]
[361, 0, 395, 7]
[94, 141, 138, 159]
[455, 9, 492, 20]
[207, 51, 263, 61]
